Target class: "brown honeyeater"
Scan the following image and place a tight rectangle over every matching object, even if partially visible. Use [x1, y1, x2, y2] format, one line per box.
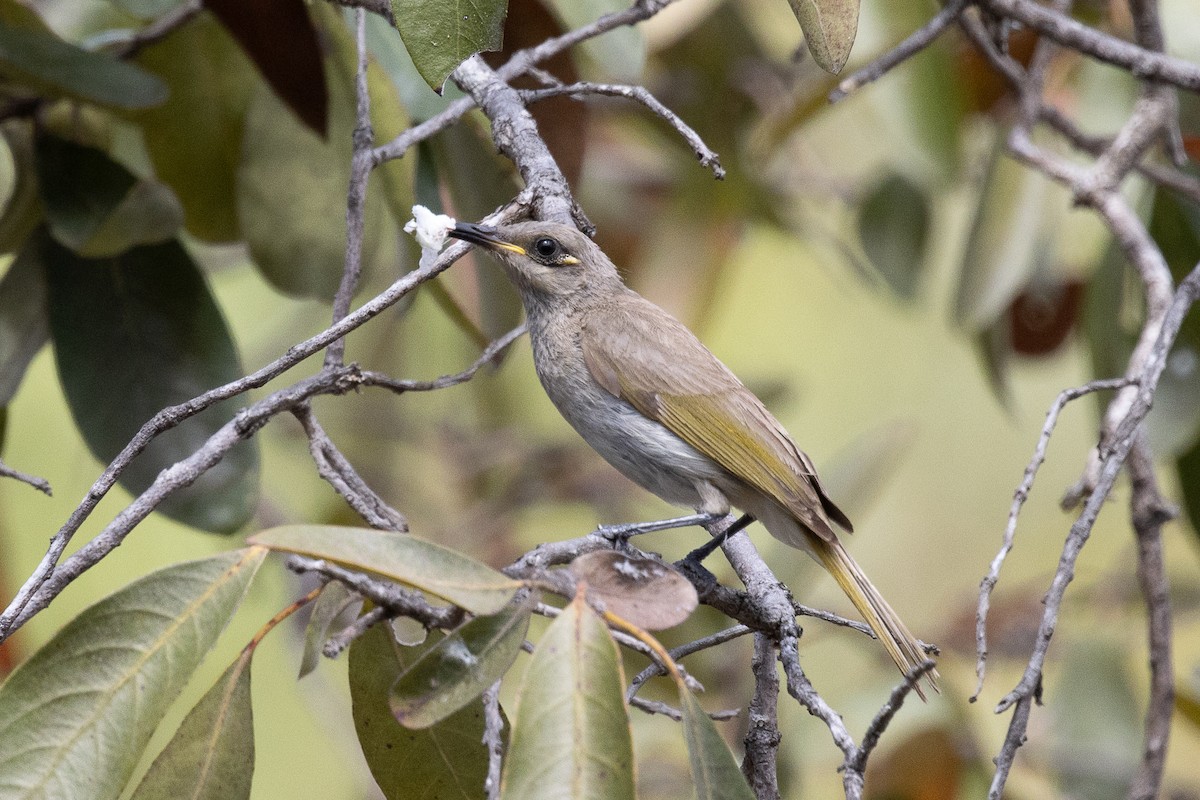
[449, 220, 936, 693]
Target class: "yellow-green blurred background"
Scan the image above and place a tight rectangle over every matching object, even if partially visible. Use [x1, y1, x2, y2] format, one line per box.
[3, 0, 1200, 798]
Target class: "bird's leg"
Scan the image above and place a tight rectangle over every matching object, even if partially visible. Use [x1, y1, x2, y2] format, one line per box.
[679, 513, 755, 566]
[594, 512, 728, 545]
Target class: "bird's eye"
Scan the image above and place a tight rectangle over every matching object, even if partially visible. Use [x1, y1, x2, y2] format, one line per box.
[533, 237, 560, 259]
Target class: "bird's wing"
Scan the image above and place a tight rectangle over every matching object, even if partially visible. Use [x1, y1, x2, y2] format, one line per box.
[580, 296, 850, 540]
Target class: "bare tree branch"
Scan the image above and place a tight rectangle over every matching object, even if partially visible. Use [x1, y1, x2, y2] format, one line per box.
[972, 377, 1132, 701]
[483, 681, 505, 800]
[829, 0, 970, 102]
[286, 554, 464, 637]
[0, 458, 51, 496]
[741, 633, 782, 800]
[323, 604, 390, 658]
[978, 0, 1200, 89]
[987, 264, 1200, 800]
[1126, 439, 1176, 800]
[325, 8, 375, 369]
[519, 81, 724, 179]
[292, 403, 409, 531]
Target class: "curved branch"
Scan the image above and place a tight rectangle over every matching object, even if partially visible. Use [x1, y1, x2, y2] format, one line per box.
[979, 0, 1200, 89]
[520, 82, 724, 179]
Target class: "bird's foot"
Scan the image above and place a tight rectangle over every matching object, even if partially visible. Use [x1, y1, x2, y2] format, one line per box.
[593, 512, 727, 546]
[678, 513, 754, 568]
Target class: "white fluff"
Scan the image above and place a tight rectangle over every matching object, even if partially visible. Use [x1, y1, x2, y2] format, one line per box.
[404, 205, 456, 269]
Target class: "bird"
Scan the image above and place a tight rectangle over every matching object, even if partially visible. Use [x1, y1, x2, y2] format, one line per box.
[448, 218, 935, 692]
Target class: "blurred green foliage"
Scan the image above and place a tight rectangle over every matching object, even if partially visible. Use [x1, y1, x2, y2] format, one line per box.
[0, 0, 1198, 798]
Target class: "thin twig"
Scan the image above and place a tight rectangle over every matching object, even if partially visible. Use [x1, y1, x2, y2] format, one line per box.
[483, 681, 504, 800]
[359, 324, 526, 393]
[627, 624, 752, 699]
[829, 0, 970, 102]
[286, 555, 464, 637]
[987, 265, 1200, 800]
[292, 403, 409, 531]
[323, 604, 390, 658]
[979, 0, 1200, 89]
[520, 82, 724, 178]
[972, 377, 1132, 701]
[112, 0, 203, 58]
[848, 660, 938, 775]
[628, 695, 740, 721]
[371, 0, 682, 166]
[0, 459, 51, 496]
[0, 208, 521, 642]
[325, 8, 375, 368]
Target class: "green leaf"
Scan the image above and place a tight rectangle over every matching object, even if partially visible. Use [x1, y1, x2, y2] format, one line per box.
[390, 594, 533, 728]
[366, 11, 454, 123]
[235, 79, 374, 298]
[130, 649, 255, 800]
[0, 121, 44, 255]
[787, 0, 860, 74]
[1176, 438, 1200, 544]
[0, 24, 167, 110]
[0, 548, 265, 800]
[392, 0, 507, 91]
[499, 595, 635, 800]
[856, 172, 929, 301]
[110, 0, 188, 19]
[35, 134, 182, 257]
[680, 691, 755, 800]
[44, 236, 260, 533]
[542, 0, 643, 81]
[298, 581, 361, 679]
[205, 0, 328, 137]
[0, 229, 49, 406]
[351, 621, 491, 800]
[134, 14, 258, 242]
[249, 526, 521, 614]
[235, 5, 403, 298]
[955, 136, 1063, 330]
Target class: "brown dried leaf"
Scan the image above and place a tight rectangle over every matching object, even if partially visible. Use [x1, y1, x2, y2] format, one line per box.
[570, 550, 697, 631]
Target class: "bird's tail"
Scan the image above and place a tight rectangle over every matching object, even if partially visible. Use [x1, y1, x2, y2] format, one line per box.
[813, 539, 938, 699]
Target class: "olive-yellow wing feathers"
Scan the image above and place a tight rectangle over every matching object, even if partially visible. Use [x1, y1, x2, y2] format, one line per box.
[580, 294, 850, 540]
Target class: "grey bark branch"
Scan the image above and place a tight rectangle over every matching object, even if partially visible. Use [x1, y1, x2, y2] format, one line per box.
[0, 458, 51, 496]
[325, 9, 374, 369]
[520, 82, 725, 179]
[972, 377, 1132, 701]
[741, 633, 782, 800]
[1126, 439, 1175, 800]
[829, 0, 970, 102]
[0, 303, 521, 640]
[286, 555, 464, 636]
[987, 264, 1200, 799]
[482, 681, 505, 800]
[292, 403, 409, 531]
[978, 0, 1200, 89]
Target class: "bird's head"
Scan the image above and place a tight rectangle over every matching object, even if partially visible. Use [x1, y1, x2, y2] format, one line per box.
[448, 220, 622, 305]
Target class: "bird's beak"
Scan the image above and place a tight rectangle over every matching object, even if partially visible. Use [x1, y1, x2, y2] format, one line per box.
[448, 222, 527, 256]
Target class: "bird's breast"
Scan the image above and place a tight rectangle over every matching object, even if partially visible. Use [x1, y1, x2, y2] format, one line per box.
[526, 320, 724, 508]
